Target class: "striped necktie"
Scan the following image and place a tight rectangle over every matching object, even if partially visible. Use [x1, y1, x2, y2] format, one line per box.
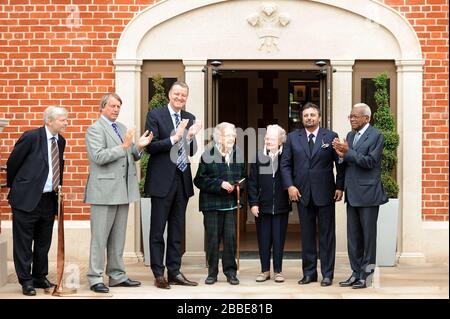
[111, 122, 123, 142]
[51, 137, 60, 192]
[174, 114, 188, 172]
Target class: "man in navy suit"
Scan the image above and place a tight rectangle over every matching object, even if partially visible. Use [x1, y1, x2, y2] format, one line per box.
[281, 103, 344, 287]
[144, 81, 202, 289]
[7, 106, 68, 296]
[333, 103, 388, 289]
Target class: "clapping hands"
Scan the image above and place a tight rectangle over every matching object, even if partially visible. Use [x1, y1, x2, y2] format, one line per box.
[137, 130, 153, 150]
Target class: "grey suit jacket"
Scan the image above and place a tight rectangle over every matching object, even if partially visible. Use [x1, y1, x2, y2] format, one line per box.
[343, 125, 388, 207]
[84, 117, 142, 205]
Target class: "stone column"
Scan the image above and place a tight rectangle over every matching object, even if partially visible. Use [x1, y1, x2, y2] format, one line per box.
[396, 60, 425, 263]
[330, 60, 354, 258]
[183, 60, 207, 263]
[113, 59, 143, 260]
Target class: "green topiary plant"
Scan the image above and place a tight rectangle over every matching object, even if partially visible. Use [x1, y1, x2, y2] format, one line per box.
[139, 74, 169, 197]
[372, 72, 399, 198]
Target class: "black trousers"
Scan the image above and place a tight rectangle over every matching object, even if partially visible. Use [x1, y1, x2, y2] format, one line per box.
[12, 192, 57, 286]
[255, 213, 288, 273]
[150, 170, 188, 278]
[299, 201, 336, 278]
[203, 211, 237, 278]
[347, 205, 379, 280]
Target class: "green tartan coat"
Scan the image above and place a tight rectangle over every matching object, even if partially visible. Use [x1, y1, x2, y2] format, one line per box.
[194, 144, 246, 212]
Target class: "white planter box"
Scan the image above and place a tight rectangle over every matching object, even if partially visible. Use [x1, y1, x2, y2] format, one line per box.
[376, 198, 399, 266]
[141, 198, 167, 266]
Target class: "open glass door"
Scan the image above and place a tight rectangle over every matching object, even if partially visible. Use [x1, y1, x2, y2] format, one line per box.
[203, 61, 221, 132]
[316, 60, 333, 129]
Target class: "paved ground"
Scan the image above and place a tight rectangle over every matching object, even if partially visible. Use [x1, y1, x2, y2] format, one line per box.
[0, 259, 448, 299]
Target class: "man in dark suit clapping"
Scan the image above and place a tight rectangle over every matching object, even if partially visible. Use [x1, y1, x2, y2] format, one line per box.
[7, 106, 68, 296]
[281, 103, 344, 287]
[332, 103, 388, 289]
[144, 81, 202, 289]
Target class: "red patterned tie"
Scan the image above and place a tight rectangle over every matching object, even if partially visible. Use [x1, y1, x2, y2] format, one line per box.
[51, 137, 60, 192]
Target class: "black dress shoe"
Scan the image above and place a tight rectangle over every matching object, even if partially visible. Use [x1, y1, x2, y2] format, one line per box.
[90, 283, 110, 293]
[352, 279, 367, 289]
[226, 275, 239, 285]
[33, 278, 56, 289]
[22, 284, 37, 296]
[321, 277, 333, 287]
[110, 279, 141, 287]
[205, 276, 217, 285]
[154, 276, 171, 289]
[168, 273, 198, 286]
[339, 276, 359, 287]
[298, 275, 318, 285]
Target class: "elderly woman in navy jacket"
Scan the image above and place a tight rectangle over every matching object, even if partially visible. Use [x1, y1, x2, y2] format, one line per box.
[248, 124, 291, 283]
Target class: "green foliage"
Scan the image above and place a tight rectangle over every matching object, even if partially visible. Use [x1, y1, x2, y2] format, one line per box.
[149, 74, 169, 110]
[139, 75, 168, 197]
[373, 72, 399, 198]
[139, 152, 149, 197]
[381, 173, 399, 199]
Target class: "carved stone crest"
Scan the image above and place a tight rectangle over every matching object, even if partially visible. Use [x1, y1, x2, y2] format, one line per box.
[247, 2, 290, 52]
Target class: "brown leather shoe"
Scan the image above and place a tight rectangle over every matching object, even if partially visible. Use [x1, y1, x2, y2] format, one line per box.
[154, 276, 171, 289]
[168, 273, 198, 286]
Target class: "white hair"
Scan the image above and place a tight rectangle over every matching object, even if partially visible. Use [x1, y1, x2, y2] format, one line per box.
[353, 103, 372, 119]
[43, 106, 68, 124]
[213, 122, 236, 144]
[266, 124, 287, 143]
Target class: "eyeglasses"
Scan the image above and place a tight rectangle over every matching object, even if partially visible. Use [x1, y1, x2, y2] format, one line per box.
[348, 114, 366, 120]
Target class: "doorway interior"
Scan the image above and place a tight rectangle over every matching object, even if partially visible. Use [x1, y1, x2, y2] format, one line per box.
[212, 65, 329, 257]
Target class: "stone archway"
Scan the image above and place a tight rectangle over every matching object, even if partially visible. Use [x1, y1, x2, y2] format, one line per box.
[114, 0, 425, 262]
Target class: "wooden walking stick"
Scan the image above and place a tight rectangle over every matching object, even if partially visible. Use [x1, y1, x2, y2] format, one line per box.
[236, 183, 240, 272]
[235, 178, 245, 272]
[52, 186, 77, 296]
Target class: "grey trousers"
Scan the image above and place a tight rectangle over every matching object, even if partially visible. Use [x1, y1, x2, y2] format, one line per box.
[87, 204, 129, 287]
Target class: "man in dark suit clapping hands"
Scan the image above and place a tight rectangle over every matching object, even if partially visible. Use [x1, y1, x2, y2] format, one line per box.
[144, 81, 202, 289]
[332, 103, 388, 289]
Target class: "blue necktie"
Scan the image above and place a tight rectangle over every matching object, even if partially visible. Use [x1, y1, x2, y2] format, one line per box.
[174, 114, 188, 172]
[111, 122, 123, 143]
[353, 132, 361, 148]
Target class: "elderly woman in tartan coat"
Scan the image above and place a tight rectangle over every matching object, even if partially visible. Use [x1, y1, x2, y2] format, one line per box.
[194, 122, 246, 286]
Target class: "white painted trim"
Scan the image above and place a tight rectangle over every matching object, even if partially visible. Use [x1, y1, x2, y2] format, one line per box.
[422, 222, 449, 230]
[116, 0, 422, 60]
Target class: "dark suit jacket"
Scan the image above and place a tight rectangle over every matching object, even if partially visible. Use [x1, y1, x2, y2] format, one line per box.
[7, 126, 66, 212]
[342, 125, 388, 207]
[248, 150, 291, 214]
[144, 106, 196, 198]
[280, 127, 344, 207]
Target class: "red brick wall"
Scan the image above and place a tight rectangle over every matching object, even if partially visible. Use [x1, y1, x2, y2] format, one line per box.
[382, 0, 449, 221]
[0, 0, 448, 221]
[0, 0, 157, 221]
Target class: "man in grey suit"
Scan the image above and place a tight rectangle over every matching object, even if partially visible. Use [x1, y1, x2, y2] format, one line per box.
[332, 103, 388, 289]
[85, 93, 153, 293]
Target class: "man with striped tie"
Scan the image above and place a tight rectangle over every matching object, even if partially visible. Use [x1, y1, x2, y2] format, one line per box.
[84, 93, 153, 293]
[7, 106, 68, 296]
[144, 81, 202, 289]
